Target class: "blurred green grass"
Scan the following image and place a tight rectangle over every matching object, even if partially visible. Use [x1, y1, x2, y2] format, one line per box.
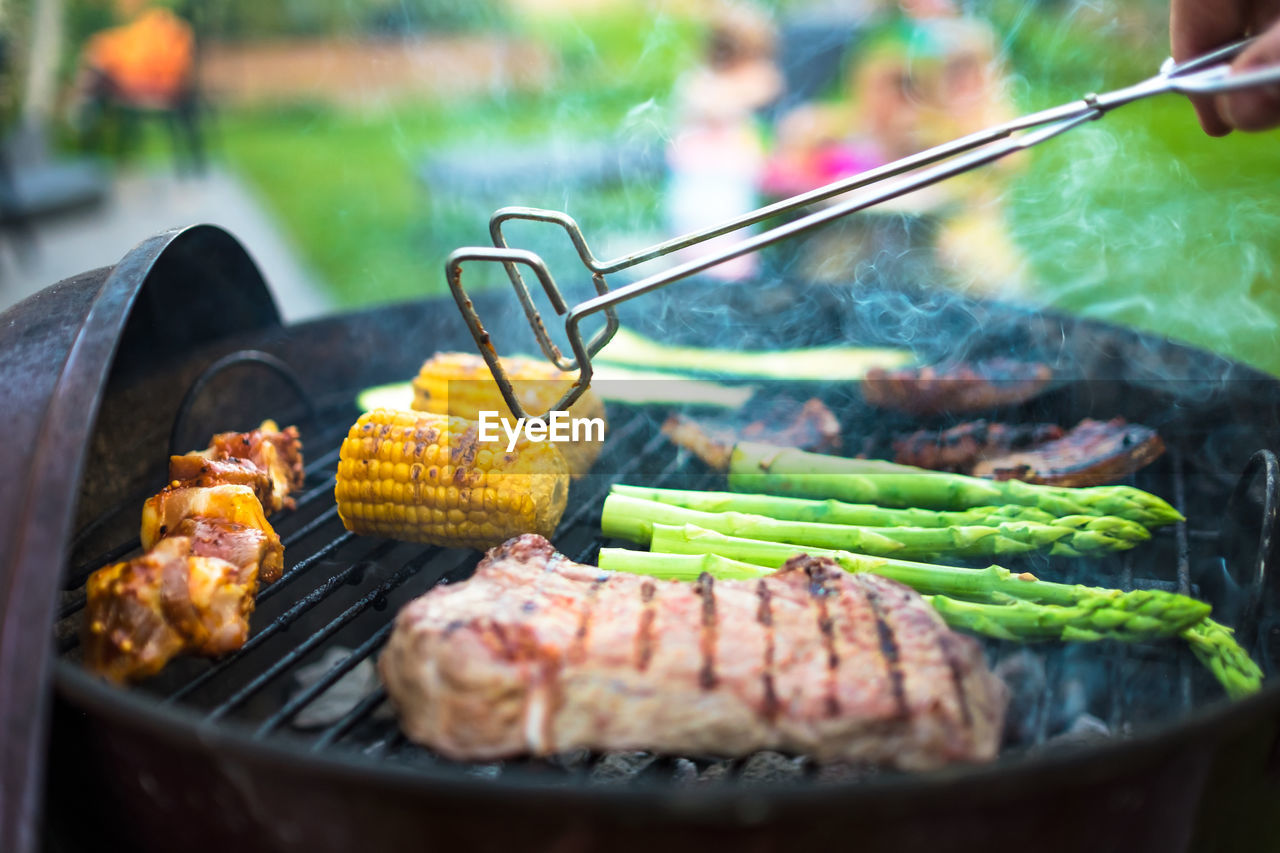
[207, 4, 1280, 376]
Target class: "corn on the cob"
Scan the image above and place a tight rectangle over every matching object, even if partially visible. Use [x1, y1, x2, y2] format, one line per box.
[335, 408, 570, 549]
[411, 352, 606, 478]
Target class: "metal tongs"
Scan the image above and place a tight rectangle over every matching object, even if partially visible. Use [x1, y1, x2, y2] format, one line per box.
[446, 36, 1280, 420]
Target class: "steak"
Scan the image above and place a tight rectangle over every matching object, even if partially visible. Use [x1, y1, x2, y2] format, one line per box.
[971, 417, 1165, 486]
[379, 534, 1007, 769]
[863, 359, 1054, 415]
[894, 420, 1065, 473]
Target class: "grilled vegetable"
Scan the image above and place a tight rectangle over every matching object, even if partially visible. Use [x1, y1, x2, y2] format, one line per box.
[335, 408, 569, 550]
[412, 352, 605, 478]
[612, 484, 1140, 533]
[596, 326, 912, 380]
[602, 493, 1149, 559]
[641, 523, 1201, 628]
[601, 526, 1260, 698]
[728, 442, 1184, 529]
[597, 546, 1207, 646]
[1182, 618, 1264, 699]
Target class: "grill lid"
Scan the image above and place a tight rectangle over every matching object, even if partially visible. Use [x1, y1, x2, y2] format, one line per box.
[0, 224, 280, 853]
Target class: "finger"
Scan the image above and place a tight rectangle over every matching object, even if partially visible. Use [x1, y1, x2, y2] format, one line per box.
[1171, 0, 1248, 61]
[1171, 0, 1250, 134]
[1217, 18, 1280, 131]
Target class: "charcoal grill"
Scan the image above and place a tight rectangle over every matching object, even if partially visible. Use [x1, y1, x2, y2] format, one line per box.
[3, 224, 1280, 853]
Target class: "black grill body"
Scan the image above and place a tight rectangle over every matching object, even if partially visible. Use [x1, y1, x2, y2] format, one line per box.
[3, 225, 1279, 853]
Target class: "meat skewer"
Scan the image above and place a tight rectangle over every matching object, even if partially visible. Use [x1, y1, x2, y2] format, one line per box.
[378, 533, 1008, 769]
[83, 420, 303, 683]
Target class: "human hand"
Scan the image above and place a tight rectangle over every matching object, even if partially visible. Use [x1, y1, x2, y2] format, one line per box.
[1171, 0, 1280, 134]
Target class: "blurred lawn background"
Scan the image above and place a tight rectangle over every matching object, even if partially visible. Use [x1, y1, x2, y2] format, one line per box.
[57, 0, 1280, 376]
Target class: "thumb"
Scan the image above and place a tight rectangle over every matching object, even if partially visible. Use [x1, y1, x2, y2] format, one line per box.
[1217, 23, 1280, 131]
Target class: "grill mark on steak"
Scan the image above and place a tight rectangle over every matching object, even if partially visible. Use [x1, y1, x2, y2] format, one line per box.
[804, 561, 842, 718]
[695, 572, 719, 689]
[756, 580, 780, 723]
[635, 579, 657, 672]
[569, 576, 608, 664]
[938, 632, 973, 728]
[863, 584, 908, 718]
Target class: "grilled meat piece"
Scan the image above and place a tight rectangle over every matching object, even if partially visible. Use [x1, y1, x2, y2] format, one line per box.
[662, 398, 842, 471]
[205, 420, 304, 512]
[83, 535, 257, 683]
[168, 454, 275, 508]
[379, 534, 1007, 769]
[894, 421, 1065, 473]
[141, 483, 283, 581]
[863, 359, 1054, 415]
[972, 417, 1165, 487]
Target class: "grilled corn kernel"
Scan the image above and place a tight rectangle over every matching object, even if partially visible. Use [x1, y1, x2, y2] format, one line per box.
[335, 409, 569, 550]
[411, 352, 606, 478]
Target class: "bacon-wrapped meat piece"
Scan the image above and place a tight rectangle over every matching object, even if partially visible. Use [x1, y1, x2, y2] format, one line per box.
[171, 420, 304, 512]
[83, 534, 258, 683]
[141, 483, 283, 581]
[863, 359, 1054, 416]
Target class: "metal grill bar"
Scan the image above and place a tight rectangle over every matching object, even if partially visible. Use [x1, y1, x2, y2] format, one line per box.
[310, 686, 388, 751]
[207, 546, 439, 721]
[58, 389, 1258, 785]
[254, 622, 394, 737]
[164, 536, 394, 703]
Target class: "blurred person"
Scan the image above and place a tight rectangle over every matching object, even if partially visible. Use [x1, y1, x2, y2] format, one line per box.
[78, 1, 194, 110]
[914, 15, 1032, 299]
[762, 27, 926, 198]
[665, 1, 783, 281]
[72, 0, 202, 171]
[1171, 0, 1280, 134]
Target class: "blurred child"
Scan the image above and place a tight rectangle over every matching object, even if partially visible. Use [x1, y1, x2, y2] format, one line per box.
[665, 2, 783, 281]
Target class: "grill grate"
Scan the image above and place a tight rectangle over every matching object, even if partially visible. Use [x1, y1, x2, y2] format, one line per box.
[55, 388, 1258, 788]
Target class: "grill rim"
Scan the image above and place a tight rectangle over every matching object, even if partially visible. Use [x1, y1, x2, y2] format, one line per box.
[50, 655, 1280, 808]
[13, 223, 1280, 849]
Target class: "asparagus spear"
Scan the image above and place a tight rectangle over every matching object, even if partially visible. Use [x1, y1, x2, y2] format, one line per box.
[644, 522, 1205, 625]
[643, 524, 1260, 695]
[612, 483, 1068, 527]
[1181, 618, 1264, 699]
[602, 492, 1150, 560]
[727, 442, 1184, 529]
[596, 547, 1206, 645]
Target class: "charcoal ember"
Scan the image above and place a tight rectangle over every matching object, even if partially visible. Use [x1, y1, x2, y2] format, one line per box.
[546, 747, 591, 771]
[994, 650, 1048, 747]
[670, 758, 700, 786]
[697, 760, 733, 786]
[739, 751, 807, 786]
[1047, 674, 1090, 736]
[288, 647, 380, 729]
[465, 762, 503, 779]
[588, 751, 657, 785]
[1032, 714, 1111, 754]
[815, 762, 880, 784]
